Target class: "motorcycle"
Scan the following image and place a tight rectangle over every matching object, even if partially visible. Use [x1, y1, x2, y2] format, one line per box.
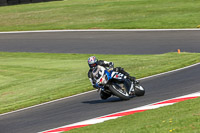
[92, 65, 145, 100]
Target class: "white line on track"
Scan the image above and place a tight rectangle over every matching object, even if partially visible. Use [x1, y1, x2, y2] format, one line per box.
[0, 62, 199, 117]
[139, 62, 200, 80]
[0, 29, 200, 34]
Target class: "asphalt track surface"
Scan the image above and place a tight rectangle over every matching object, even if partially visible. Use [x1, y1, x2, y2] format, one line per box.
[0, 30, 200, 54]
[0, 30, 200, 133]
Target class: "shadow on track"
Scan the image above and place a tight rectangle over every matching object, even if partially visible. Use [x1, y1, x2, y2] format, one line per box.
[82, 97, 124, 104]
[82, 95, 137, 104]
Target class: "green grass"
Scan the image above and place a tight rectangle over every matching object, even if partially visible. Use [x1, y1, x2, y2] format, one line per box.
[0, 52, 200, 114]
[66, 97, 200, 133]
[0, 0, 200, 31]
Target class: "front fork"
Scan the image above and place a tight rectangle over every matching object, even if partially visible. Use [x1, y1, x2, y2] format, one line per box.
[129, 81, 136, 95]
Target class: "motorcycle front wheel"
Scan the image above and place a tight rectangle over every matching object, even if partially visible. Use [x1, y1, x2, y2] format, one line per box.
[134, 85, 145, 96]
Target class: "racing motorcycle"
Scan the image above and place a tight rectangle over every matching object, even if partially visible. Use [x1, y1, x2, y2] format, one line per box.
[92, 65, 145, 100]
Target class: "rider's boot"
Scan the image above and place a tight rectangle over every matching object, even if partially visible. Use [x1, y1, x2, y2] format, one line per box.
[127, 75, 139, 84]
[116, 67, 129, 77]
[134, 79, 140, 85]
[128, 76, 135, 82]
[114, 67, 139, 84]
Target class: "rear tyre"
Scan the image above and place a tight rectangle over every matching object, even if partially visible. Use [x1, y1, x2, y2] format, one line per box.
[109, 83, 130, 100]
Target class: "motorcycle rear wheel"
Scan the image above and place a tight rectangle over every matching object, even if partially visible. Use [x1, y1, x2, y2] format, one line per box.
[109, 83, 130, 100]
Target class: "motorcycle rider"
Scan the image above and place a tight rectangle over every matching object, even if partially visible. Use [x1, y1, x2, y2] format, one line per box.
[87, 56, 139, 100]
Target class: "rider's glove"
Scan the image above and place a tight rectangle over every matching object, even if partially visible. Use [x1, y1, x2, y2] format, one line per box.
[92, 83, 98, 89]
[95, 83, 100, 88]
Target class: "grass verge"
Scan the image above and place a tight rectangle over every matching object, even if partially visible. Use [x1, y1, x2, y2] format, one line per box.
[0, 52, 200, 114]
[66, 97, 200, 133]
[0, 0, 200, 31]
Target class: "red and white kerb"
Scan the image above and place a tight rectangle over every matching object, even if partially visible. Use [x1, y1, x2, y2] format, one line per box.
[40, 92, 200, 133]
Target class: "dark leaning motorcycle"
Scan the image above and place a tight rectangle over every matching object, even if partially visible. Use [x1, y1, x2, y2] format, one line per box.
[92, 66, 145, 100]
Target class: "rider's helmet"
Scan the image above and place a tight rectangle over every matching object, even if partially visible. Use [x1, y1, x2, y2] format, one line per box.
[88, 56, 98, 68]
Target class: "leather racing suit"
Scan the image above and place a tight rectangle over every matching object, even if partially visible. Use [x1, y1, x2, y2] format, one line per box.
[88, 60, 136, 99]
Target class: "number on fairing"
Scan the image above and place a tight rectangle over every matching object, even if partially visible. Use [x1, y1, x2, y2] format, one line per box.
[113, 72, 123, 79]
[95, 69, 103, 79]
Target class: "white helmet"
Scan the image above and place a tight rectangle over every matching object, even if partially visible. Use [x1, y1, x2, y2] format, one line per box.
[88, 56, 98, 68]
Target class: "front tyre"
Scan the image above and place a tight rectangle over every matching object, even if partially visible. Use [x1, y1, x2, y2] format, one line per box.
[109, 83, 130, 100]
[134, 85, 145, 96]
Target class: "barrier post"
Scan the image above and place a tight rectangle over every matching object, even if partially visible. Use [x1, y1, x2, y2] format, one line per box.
[177, 49, 181, 54]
